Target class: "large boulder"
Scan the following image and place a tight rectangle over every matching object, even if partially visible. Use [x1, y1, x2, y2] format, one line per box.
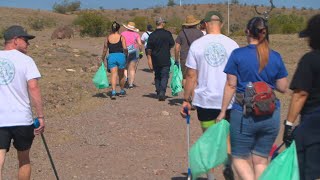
[51, 26, 74, 40]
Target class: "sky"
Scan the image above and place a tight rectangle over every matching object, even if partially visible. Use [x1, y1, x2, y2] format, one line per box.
[0, 0, 319, 10]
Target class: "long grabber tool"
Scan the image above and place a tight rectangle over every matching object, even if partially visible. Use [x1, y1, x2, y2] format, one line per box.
[34, 118, 60, 180]
[183, 107, 192, 180]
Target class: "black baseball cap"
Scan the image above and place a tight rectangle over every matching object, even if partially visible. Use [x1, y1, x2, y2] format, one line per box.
[147, 24, 153, 31]
[299, 14, 320, 38]
[4, 25, 35, 41]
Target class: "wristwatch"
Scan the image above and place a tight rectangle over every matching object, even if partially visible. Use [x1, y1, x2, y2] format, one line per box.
[183, 96, 192, 103]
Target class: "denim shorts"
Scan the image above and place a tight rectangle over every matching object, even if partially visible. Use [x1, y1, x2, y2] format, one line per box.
[230, 108, 280, 158]
[107, 53, 126, 70]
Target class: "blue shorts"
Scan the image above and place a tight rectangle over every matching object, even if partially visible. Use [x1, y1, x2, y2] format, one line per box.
[230, 108, 280, 158]
[107, 53, 126, 70]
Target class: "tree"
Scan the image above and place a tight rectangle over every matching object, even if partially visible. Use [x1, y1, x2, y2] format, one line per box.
[167, 0, 176, 7]
[231, 0, 239, 4]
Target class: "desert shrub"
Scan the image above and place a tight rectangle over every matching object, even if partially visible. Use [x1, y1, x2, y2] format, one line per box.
[153, 7, 161, 13]
[269, 14, 305, 34]
[230, 23, 242, 34]
[28, 17, 56, 31]
[167, 0, 176, 7]
[167, 16, 183, 34]
[131, 16, 149, 31]
[0, 27, 7, 39]
[73, 11, 110, 37]
[129, 11, 136, 16]
[53, 0, 81, 14]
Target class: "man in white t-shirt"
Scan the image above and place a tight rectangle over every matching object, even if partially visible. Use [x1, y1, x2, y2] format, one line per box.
[180, 11, 239, 180]
[0, 25, 45, 179]
[141, 24, 153, 54]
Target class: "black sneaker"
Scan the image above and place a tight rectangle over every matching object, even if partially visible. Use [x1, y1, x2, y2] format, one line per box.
[223, 165, 235, 180]
[158, 92, 166, 101]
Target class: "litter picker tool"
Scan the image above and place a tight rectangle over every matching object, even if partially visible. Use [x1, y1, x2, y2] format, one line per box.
[183, 107, 192, 180]
[34, 118, 60, 180]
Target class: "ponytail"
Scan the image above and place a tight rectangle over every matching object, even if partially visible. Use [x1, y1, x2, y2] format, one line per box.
[246, 17, 270, 72]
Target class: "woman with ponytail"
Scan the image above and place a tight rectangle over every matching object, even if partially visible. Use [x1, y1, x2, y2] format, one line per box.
[217, 17, 289, 179]
[101, 21, 128, 100]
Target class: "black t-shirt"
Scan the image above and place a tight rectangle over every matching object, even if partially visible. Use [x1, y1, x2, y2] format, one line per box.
[146, 28, 174, 67]
[290, 50, 320, 114]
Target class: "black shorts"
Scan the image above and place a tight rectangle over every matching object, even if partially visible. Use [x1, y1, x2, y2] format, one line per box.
[0, 125, 35, 152]
[196, 107, 231, 122]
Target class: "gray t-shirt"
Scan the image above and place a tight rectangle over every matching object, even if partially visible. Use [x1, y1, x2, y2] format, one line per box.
[175, 28, 203, 60]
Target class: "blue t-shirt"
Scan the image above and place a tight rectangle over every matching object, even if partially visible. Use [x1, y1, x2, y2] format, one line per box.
[224, 44, 288, 110]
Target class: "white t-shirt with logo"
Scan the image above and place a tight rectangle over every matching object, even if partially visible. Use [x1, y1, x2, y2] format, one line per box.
[186, 34, 239, 109]
[0, 50, 41, 127]
[141, 31, 153, 48]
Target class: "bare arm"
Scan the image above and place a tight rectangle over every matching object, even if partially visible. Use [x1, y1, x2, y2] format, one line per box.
[28, 79, 45, 134]
[276, 77, 289, 93]
[217, 74, 237, 121]
[137, 35, 143, 52]
[180, 68, 197, 117]
[175, 43, 181, 63]
[287, 90, 309, 123]
[121, 36, 128, 56]
[101, 38, 108, 61]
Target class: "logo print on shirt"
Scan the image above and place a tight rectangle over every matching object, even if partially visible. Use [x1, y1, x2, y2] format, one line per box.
[204, 42, 227, 67]
[0, 58, 15, 85]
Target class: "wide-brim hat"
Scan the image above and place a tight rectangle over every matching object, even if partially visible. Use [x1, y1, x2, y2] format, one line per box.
[183, 15, 201, 26]
[123, 22, 139, 32]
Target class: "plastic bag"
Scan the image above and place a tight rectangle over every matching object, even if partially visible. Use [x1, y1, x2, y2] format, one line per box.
[92, 62, 109, 89]
[259, 141, 299, 180]
[170, 63, 183, 96]
[170, 57, 175, 73]
[190, 120, 230, 180]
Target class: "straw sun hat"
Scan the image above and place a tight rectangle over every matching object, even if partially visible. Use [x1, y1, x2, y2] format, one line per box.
[123, 22, 139, 32]
[182, 15, 201, 26]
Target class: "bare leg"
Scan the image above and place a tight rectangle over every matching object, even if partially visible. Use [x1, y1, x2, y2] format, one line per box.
[252, 154, 268, 180]
[0, 149, 6, 180]
[118, 69, 125, 90]
[17, 150, 31, 180]
[233, 157, 255, 180]
[128, 61, 137, 86]
[110, 67, 118, 91]
[124, 69, 128, 80]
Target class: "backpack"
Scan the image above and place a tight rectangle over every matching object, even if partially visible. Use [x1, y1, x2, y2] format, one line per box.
[242, 81, 276, 116]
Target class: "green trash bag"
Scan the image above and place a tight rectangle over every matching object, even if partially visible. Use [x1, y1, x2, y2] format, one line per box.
[92, 62, 109, 89]
[170, 63, 183, 96]
[170, 57, 175, 73]
[259, 141, 299, 180]
[190, 120, 230, 180]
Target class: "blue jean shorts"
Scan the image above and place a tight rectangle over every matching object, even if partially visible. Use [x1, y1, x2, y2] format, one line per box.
[230, 108, 280, 158]
[107, 53, 126, 70]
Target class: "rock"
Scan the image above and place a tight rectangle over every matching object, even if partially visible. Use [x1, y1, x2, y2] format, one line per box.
[65, 69, 76, 72]
[51, 26, 74, 40]
[161, 111, 170, 116]
[153, 169, 165, 175]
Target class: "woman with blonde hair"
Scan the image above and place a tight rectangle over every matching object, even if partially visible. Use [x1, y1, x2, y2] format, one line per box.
[217, 17, 288, 179]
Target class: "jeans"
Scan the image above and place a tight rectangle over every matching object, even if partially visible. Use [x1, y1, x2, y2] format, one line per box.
[294, 109, 320, 180]
[153, 66, 170, 95]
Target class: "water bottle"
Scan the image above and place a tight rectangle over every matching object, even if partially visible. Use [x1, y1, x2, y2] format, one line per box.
[245, 82, 255, 98]
[244, 82, 255, 115]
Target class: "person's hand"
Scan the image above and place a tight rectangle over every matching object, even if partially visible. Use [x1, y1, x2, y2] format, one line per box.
[139, 52, 143, 59]
[174, 61, 180, 68]
[216, 111, 226, 122]
[34, 117, 45, 135]
[107, 68, 111, 73]
[180, 101, 192, 118]
[283, 120, 294, 147]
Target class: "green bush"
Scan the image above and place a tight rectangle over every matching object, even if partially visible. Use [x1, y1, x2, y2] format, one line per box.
[53, 0, 81, 14]
[73, 11, 110, 37]
[0, 27, 7, 39]
[28, 17, 56, 31]
[167, 16, 183, 34]
[131, 16, 150, 31]
[269, 14, 305, 34]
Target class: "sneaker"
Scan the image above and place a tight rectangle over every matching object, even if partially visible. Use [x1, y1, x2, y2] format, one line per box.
[128, 84, 134, 89]
[158, 92, 166, 101]
[223, 165, 235, 180]
[119, 90, 126, 97]
[110, 90, 116, 100]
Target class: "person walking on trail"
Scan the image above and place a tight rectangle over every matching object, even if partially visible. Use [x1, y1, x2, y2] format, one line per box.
[146, 17, 175, 101]
[141, 24, 153, 54]
[0, 25, 45, 180]
[101, 21, 128, 100]
[121, 22, 143, 89]
[199, 19, 207, 35]
[175, 15, 203, 88]
[216, 17, 288, 180]
[283, 14, 320, 180]
[180, 11, 239, 180]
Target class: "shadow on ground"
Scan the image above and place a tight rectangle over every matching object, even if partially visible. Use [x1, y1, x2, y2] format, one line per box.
[140, 68, 153, 73]
[92, 92, 108, 98]
[168, 98, 183, 106]
[142, 93, 172, 100]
